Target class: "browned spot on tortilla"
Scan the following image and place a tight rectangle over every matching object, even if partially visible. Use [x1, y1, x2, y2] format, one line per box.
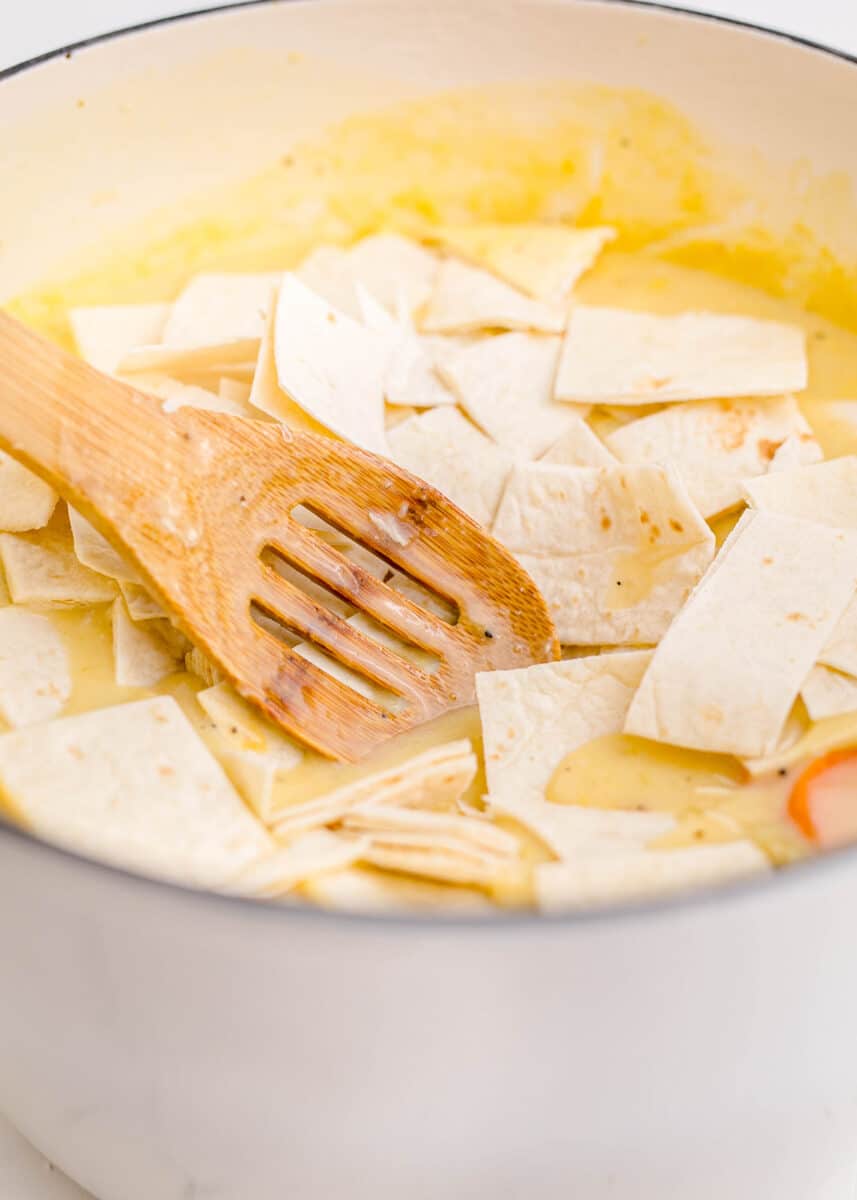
[758, 437, 785, 462]
[787, 612, 807, 622]
[763, 556, 774, 565]
[715, 400, 757, 451]
[648, 524, 662, 543]
[639, 509, 650, 524]
[669, 518, 684, 533]
[600, 513, 612, 530]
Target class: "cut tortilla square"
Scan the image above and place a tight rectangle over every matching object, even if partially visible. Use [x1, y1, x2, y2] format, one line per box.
[0, 607, 71, 728]
[273, 740, 477, 837]
[229, 830, 366, 898]
[769, 433, 823, 473]
[349, 232, 439, 317]
[0, 452, 58, 533]
[0, 696, 272, 887]
[69, 303, 171, 374]
[491, 462, 714, 644]
[489, 793, 674, 862]
[536, 841, 770, 911]
[145, 376, 252, 417]
[387, 407, 513, 527]
[605, 396, 821, 519]
[69, 507, 141, 584]
[274, 273, 390, 453]
[801, 665, 857, 722]
[555, 308, 807, 405]
[437, 223, 615, 304]
[294, 245, 363, 319]
[111, 597, 179, 688]
[161, 272, 279, 346]
[118, 340, 260, 378]
[476, 650, 652, 799]
[436, 332, 584, 459]
[341, 804, 519, 859]
[819, 595, 857, 678]
[357, 288, 456, 409]
[302, 866, 496, 914]
[0, 529, 118, 608]
[540, 420, 614, 467]
[624, 509, 857, 757]
[118, 580, 167, 622]
[359, 835, 515, 888]
[744, 457, 857, 528]
[247, 293, 327, 432]
[421, 259, 567, 335]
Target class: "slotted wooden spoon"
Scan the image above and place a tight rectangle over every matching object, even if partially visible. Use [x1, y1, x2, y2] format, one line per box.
[0, 311, 558, 760]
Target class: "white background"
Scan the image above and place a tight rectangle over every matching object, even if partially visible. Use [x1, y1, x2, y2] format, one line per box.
[0, 0, 854, 1196]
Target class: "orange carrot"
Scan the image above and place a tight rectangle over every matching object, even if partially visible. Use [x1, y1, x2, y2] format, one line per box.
[789, 748, 857, 844]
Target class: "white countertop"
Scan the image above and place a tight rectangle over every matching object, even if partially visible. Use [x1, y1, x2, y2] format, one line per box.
[0, 0, 854, 1195]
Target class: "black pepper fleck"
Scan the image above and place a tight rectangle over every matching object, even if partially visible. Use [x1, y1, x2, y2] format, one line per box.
[778, 768, 788, 777]
[484, 630, 494, 639]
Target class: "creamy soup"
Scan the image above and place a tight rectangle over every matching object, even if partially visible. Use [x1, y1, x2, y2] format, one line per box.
[4, 83, 857, 913]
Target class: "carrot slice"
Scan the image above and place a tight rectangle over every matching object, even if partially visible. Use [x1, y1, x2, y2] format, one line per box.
[789, 748, 857, 845]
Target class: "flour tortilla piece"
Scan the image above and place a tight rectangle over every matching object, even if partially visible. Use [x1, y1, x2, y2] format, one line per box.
[387, 407, 513, 528]
[118, 580, 167, 622]
[540, 420, 614, 467]
[476, 650, 652, 799]
[0, 696, 272, 887]
[436, 332, 584, 459]
[219, 377, 252, 407]
[625, 509, 857, 757]
[536, 841, 770, 911]
[385, 570, 458, 622]
[0, 608, 71, 728]
[0, 529, 118, 608]
[489, 793, 674, 862]
[111, 597, 179, 688]
[818, 595, 857, 678]
[769, 433, 824, 473]
[69, 303, 171, 374]
[349, 233, 439, 317]
[138, 375, 251, 416]
[359, 835, 515, 887]
[196, 681, 303, 818]
[303, 866, 496, 913]
[801, 665, 857, 722]
[273, 740, 477, 837]
[437, 223, 616, 304]
[341, 804, 519, 859]
[69, 507, 141, 584]
[247, 294, 326, 432]
[744, 457, 857, 528]
[295, 245, 363, 319]
[605, 396, 820, 519]
[491, 462, 714, 644]
[118, 339, 260, 378]
[0, 452, 58, 533]
[555, 308, 807, 405]
[229, 831, 367, 898]
[162, 272, 280, 346]
[274, 273, 390, 454]
[421, 259, 567, 335]
[357, 288, 455, 409]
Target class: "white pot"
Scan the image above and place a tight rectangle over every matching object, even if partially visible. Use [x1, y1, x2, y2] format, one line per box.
[2, 4, 857, 1197]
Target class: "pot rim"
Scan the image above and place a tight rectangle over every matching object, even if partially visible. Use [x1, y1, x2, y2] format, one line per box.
[2, 0, 855, 933]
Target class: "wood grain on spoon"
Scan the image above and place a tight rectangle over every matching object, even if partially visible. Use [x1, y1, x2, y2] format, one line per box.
[0, 311, 558, 760]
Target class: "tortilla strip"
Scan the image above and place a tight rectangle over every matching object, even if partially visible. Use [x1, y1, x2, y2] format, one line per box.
[118, 580, 167, 622]
[625, 510, 857, 757]
[360, 837, 515, 888]
[229, 831, 367, 898]
[69, 303, 170, 374]
[801, 665, 857, 722]
[0, 696, 272, 887]
[162, 271, 279, 346]
[341, 804, 519, 858]
[69, 507, 141, 584]
[744, 456, 857, 528]
[118, 339, 260, 378]
[555, 308, 807, 405]
[357, 288, 456, 409]
[138, 375, 252, 417]
[0, 608, 71, 728]
[111, 597, 179, 688]
[476, 650, 652, 799]
[421, 259, 567, 335]
[489, 793, 674, 862]
[348, 233, 439, 316]
[540, 420, 614, 467]
[536, 841, 770, 911]
[387, 407, 513, 528]
[303, 867, 496, 913]
[0, 452, 58, 533]
[818, 595, 857, 679]
[437, 332, 584, 459]
[0, 528, 118, 608]
[274, 273, 390, 454]
[273, 740, 477, 837]
[436, 223, 615, 304]
[606, 396, 820, 519]
[491, 462, 714, 644]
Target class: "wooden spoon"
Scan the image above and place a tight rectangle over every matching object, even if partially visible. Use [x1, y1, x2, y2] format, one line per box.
[0, 312, 558, 760]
